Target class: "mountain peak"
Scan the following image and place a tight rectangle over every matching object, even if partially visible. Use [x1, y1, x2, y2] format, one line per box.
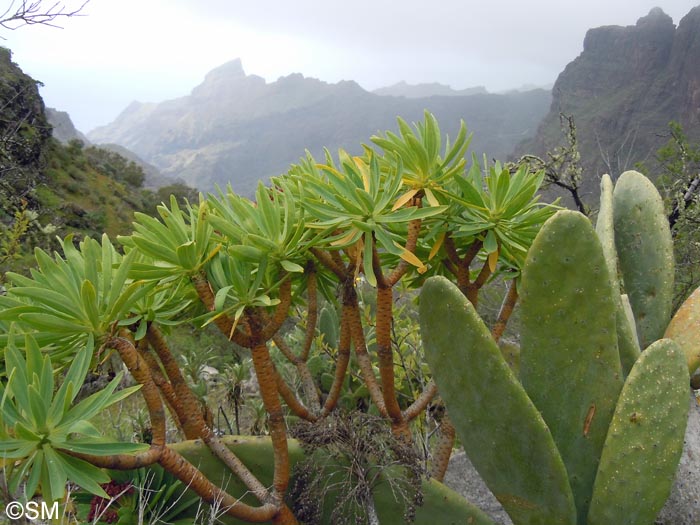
[191, 58, 264, 99]
[205, 58, 246, 80]
[637, 6, 673, 28]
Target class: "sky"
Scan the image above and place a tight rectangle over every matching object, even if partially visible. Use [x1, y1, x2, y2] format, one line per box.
[3, 0, 699, 133]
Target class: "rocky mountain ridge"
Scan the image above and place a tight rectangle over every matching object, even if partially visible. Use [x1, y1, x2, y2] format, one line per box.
[517, 6, 700, 197]
[88, 59, 551, 194]
[372, 81, 487, 98]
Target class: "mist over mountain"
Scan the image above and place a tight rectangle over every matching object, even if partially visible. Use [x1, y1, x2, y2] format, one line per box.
[372, 81, 488, 98]
[517, 6, 700, 196]
[88, 59, 551, 194]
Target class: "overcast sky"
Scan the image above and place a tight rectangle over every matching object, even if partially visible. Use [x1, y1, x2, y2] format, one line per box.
[4, 0, 699, 133]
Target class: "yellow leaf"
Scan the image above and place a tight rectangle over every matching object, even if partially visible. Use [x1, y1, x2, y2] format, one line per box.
[392, 189, 420, 211]
[331, 229, 359, 247]
[394, 241, 428, 273]
[429, 231, 446, 260]
[353, 156, 371, 192]
[424, 188, 440, 207]
[317, 163, 344, 180]
[488, 249, 499, 273]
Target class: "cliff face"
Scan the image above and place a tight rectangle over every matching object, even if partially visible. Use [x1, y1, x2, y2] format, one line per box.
[45, 107, 90, 145]
[89, 59, 551, 194]
[517, 7, 700, 193]
[0, 47, 52, 184]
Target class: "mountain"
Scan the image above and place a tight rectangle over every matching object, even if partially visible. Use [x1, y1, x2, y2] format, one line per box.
[45, 107, 177, 189]
[45, 107, 90, 144]
[373, 81, 487, 98]
[89, 59, 551, 195]
[516, 6, 700, 195]
[0, 47, 191, 278]
[0, 47, 52, 195]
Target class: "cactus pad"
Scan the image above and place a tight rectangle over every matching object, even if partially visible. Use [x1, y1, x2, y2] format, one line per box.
[587, 339, 689, 525]
[420, 275, 576, 525]
[595, 174, 640, 374]
[612, 170, 674, 348]
[665, 285, 700, 375]
[520, 210, 623, 523]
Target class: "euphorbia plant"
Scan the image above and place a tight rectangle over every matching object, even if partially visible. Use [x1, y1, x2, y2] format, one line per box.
[0, 112, 557, 524]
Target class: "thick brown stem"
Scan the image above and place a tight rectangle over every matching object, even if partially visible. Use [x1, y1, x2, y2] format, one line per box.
[261, 277, 292, 341]
[375, 283, 407, 436]
[248, 314, 291, 497]
[492, 279, 518, 343]
[271, 363, 318, 422]
[272, 335, 321, 415]
[321, 302, 351, 416]
[430, 414, 456, 482]
[443, 234, 461, 267]
[296, 363, 321, 415]
[403, 381, 438, 422]
[136, 341, 188, 438]
[146, 324, 206, 439]
[158, 447, 286, 523]
[466, 259, 492, 307]
[147, 324, 271, 501]
[191, 272, 252, 347]
[347, 296, 387, 417]
[67, 337, 164, 469]
[388, 217, 422, 286]
[310, 247, 346, 279]
[455, 239, 483, 296]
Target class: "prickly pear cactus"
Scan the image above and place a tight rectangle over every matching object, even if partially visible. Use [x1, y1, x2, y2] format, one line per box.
[587, 339, 689, 525]
[595, 174, 641, 374]
[665, 286, 700, 375]
[612, 170, 674, 348]
[520, 210, 622, 523]
[420, 276, 576, 525]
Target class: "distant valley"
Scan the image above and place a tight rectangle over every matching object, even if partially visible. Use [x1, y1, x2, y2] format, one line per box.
[47, 5, 700, 202]
[87, 59, 551, 195]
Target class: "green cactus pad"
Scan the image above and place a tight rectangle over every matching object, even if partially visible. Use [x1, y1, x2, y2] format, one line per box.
[665, 285, 700, 374]
[595, 174, 640, 374]
[588, 339, 689, 525]
[595, 174, 618, 285]
[520, 210, 623, 523]
[420, 276, 576, 525]
[613, 170, 674, 348]
[375, 473, 497, 525]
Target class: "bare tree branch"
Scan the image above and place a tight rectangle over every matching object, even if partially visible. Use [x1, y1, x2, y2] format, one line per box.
[512, 113, 590, 215]
[0, 0, 89, 33]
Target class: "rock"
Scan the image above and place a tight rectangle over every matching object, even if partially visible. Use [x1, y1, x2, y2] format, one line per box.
[516, 5, 700, 194]
[443, 450, 512, 525]
[656, 391, 700, 525]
